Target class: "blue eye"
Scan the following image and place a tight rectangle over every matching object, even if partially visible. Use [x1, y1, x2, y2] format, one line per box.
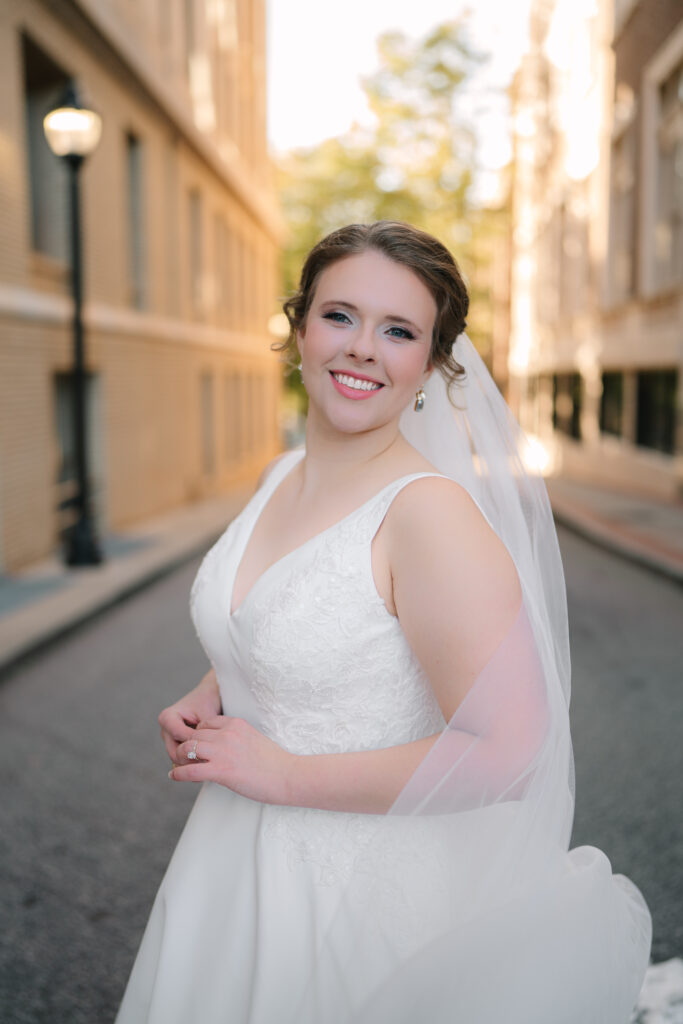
[387, 326, 415, 340]
[322, 310, 351, 324]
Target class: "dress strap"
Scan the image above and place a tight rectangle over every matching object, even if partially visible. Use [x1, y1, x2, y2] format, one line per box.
[257, 448, 304, 500]
[360, 472, 450, 542]
[359, 470, 500, 546]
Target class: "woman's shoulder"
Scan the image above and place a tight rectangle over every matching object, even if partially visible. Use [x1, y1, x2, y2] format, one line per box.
[388, 472, 487, 536]
[376, 438, 485, 537]
[385, 474, 522, 616]
[384, 470, 516, 580]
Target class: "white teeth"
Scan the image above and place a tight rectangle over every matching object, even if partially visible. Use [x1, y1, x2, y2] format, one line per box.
[332, 372, 382, 392]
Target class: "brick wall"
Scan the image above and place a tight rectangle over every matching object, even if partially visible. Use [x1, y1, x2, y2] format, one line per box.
[0, 0, 283, 570]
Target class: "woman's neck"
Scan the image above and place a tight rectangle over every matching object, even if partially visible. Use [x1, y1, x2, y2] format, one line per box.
[300, 411, 406, 493]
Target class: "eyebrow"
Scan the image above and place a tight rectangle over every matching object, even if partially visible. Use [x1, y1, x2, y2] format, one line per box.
[319, 300, 423, 335]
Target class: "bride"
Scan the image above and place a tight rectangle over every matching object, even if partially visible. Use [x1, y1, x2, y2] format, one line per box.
[115, 221, 651, 1023]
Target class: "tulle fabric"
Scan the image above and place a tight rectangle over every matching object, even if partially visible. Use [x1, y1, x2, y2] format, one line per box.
[283, 334, 652, 1023]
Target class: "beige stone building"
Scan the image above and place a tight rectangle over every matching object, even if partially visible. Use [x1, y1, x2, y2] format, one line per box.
[0, 0, 284, 572]
[507, 0, 683, 498]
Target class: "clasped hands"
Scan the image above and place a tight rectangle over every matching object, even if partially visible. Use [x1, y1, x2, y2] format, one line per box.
[159, 675, 296, 806]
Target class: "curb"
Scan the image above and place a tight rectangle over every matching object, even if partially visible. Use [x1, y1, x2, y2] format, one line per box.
[549, 499, 683, 587]
[0, 487, 252, 679]
[2, 482, 680, 679]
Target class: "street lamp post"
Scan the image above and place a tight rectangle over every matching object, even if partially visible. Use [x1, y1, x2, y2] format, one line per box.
[43, 84, 103, 566]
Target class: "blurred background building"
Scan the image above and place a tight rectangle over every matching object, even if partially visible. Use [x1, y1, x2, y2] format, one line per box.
[0, 0, 283, 572]
[2, 0, 681, 577]
[507, 0, 683, 498]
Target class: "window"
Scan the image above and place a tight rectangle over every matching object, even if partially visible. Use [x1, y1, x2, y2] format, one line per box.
[636, 369, 677, 455]
[224, 372, 241, 462]
[560, 198, 590, 319]
[654, 60, 683, 291]
[188, 188, 203, 316]
[233, 371, 245, 458]
[183, 0, 196, 81]
[599, 372, 624, 437]
[536, 213, 560, 326]
[552, 373, 582, 440]
[235, 234, 246, 330]
[200, 371, 215, 474]
[126, 132, 146, 308]
[214, 213, 231, 323]
[231, 229, 242, 329]
[608, 123, 636, 303]
[251, 373, 264, 452]
[22, 34, 70, 262]
[246, 371, 256, 453]
[613, 0, 638, 36]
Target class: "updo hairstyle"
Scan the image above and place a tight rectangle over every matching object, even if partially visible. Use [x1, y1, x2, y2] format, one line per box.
[276, 221, 469, 390]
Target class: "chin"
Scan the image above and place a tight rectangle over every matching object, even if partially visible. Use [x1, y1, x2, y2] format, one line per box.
[324, 405, 404, 437]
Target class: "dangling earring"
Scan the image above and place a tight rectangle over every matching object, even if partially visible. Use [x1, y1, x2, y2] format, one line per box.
[414, 387, 426, 412]
[297, 361, 304, 382]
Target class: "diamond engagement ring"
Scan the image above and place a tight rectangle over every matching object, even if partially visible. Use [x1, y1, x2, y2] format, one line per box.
[187, 740, 199, 761]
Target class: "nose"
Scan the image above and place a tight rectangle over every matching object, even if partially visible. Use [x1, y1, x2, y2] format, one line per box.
[344, 320, 377, 363]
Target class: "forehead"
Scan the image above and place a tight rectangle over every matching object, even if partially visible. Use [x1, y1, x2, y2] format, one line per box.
[313, 250, 437, 326]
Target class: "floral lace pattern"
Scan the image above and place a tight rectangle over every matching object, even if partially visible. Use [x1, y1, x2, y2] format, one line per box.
[244, 479, 447, 884]
[247, 486, 445, 757]
[261, 804, 384, 887]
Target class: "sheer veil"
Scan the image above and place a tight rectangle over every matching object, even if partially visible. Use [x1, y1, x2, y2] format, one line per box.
[285, 333, 652, 1023]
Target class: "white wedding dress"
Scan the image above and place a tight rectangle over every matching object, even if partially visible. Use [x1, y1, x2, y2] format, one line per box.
[115, 446, 651, 1024]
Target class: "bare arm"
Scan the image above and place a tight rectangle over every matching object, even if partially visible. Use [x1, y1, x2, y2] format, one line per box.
[171, 479, 542, 812]
[283, 478, 526, 812]
[284, 729, 477, 813]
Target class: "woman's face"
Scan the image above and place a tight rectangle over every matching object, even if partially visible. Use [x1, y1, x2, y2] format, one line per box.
[297, 249, 436, 435]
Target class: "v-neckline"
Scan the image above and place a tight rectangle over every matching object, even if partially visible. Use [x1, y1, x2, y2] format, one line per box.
[228, 450, 443, 622]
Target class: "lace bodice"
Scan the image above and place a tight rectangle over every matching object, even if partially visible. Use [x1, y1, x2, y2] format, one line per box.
[249, 487, 448, 758]
[188, 448, 448, 886]
[190, 448, 446, 758]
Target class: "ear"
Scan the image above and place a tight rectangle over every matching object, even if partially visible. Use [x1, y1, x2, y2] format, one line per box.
[296, 327, 305, 358]
[422, 360, 434, 385]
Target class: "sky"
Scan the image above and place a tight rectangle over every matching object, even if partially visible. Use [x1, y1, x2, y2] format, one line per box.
[266, 0, 534, 201]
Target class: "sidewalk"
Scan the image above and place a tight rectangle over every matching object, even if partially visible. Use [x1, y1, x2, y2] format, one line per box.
[545, 475, 683, 585]
[0, 484, 253, 676]
[0, 472, 681, 676]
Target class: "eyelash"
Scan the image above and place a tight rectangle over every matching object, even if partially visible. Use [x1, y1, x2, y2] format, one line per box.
[322, 311, 415, 340]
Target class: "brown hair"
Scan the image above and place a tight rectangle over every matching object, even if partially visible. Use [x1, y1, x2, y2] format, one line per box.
[276, 221, 468, 391]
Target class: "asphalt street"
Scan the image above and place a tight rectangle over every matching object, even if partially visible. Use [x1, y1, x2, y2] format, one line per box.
[564, 527, 683, 963]
[0, 524, 681, 1023]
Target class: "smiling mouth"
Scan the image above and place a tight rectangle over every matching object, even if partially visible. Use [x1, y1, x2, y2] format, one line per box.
[330, 371, 384, 392]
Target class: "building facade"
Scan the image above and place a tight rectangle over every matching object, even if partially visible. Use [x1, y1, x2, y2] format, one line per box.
[0, 0, 283, 571]
[507, 0, 683, 498]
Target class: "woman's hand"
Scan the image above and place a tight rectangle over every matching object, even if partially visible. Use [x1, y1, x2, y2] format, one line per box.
[169, 716, 296, 806]
[158, 670, 222, 765]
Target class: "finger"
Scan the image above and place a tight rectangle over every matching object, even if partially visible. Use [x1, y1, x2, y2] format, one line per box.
[161, 732, 180, 763]
[158, 716, 193, 741]
[169, 762, 211, 783]
[176, 736, 212, 763]
[189, 727, 223, 743]
[159, 721, 186, 757]
[195, 715, 227, 730]
[158, 710, 195, 743]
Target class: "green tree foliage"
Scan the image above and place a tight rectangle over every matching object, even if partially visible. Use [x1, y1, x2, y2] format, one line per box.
[277, 20, 481, 296]
[275, 18, 508, 396]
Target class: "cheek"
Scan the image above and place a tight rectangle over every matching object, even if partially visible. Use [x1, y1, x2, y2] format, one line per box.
[302, 323, 336, 360]
[386, 346, 431, 386]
